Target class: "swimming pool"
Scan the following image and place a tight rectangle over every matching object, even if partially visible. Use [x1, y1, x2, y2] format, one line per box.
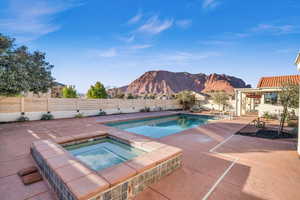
[64, 138, 145, 171]
[106, 114, 215, 138]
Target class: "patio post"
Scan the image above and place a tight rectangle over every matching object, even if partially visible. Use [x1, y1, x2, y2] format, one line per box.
[294, 52, 300, 156]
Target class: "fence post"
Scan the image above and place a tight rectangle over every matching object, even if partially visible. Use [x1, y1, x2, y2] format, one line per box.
[47, 98, 49, 112]
[21, 97, 25, 113]
[76, 98, 79, 112]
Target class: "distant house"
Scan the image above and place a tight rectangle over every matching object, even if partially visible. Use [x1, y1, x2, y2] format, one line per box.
[51, 82, 66, 98]
[24, 82, 65, 98]
[235, 75, 300, 116]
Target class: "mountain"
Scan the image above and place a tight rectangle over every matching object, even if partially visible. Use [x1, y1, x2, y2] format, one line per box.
[111, 70, 251, 95]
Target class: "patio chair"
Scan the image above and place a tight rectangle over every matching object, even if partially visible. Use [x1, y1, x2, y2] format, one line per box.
[252, 118, 265, 128]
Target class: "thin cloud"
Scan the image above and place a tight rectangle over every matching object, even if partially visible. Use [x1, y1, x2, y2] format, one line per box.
[128, 12, 143, 24]
[202, 0, 220, 9]
[96, 48, 117, 57]
[137, 15, 173, 35]
[199, 40, 234, 46]
[251, 24, 298, 35]
[176, 19, 192, 29]
[129, 44, 152, 50]
[161, 51, 220, 63]
[0, 0, 83, 41]
[118, 35, 135, 43]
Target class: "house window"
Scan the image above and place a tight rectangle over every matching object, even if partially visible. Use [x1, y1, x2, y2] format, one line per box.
[264, 92, 278, 105]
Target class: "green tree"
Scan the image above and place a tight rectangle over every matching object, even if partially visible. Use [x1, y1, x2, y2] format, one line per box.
[87, 82, 107, 99]
[176, 90, 196, 110]
[62, 85, 77, 98]
[0, 34, 54, 96]
[278, 82, 299, 133]
[127, 93, 135, 99]
[212, 91, 229, 111]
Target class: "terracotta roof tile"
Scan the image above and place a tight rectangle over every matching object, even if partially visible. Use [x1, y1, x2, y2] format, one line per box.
[257, 75, 300, 88]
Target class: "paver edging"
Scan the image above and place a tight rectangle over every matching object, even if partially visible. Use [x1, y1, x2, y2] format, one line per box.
[31, 131, 182, 200]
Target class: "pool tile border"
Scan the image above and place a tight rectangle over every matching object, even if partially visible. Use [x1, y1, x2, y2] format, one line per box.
[31, 130, 182, 200]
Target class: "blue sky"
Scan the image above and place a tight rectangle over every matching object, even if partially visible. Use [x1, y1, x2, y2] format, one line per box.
[0, 0, 299, 93]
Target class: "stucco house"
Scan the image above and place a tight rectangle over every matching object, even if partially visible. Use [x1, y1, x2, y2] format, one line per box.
[235, 75, 300, 117]
[294, 52, 300, 156]
[24, 82, 65, 98]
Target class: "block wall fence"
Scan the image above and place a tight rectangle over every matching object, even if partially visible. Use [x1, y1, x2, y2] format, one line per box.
[0, 97, 182, 122]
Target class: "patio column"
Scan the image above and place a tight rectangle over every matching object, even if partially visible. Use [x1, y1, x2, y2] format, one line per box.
[294, 52, 300, 156]
[235, 90, 242, 116]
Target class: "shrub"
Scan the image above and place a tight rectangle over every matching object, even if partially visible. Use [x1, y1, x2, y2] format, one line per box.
[62, 85, 77, 98]
[41, 113, 53, 120]
[75, 113, 83, 118]
[140, 107, 150, 112]
[176, 91, 196, 110]
[17, 115, 29, 122]
[212, 91, 229, 111]
[262, 112, 271, 120]
[287, 120, 298, 127]
[98, 111, 107, 116]
[86, 82, 107, 99]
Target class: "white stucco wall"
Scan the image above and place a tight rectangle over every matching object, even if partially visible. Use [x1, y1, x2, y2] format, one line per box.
[257, 104, 299, 117]
[0, 98, 182, 122]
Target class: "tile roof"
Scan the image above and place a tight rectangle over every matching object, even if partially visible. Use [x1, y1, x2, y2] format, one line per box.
[257, 75, 300, 88]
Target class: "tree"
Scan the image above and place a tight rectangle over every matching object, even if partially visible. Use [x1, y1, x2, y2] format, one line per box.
[62, 85, 77, 98]
[212, 91, 229, 111]
[0, 34, 54, 96]
[176, 90, 196, 110]
[110, 87, 125, 99]
[278, 82, 299, 133]
[127, 93, 135, 99]
[86, 82, 107, 99]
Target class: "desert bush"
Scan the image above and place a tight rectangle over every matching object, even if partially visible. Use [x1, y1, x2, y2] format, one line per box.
[75, 113, 83, 118]
[17, 115, 29, 122]
[287, 120, 298, 127]
[98, 111, 107, 116]
[41, 113, 53, 120]
[176, 91, 196, 110]
[262, 112, 271, 120]
[140, 107, 150, 112]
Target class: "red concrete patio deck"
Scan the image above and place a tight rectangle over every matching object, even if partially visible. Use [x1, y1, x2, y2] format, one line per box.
[0, 112, 299, 200]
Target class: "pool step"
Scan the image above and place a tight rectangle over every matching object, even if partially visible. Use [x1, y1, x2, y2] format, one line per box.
[17, 166, 43, 185]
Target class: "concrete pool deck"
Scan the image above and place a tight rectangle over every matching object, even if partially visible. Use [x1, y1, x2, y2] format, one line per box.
[0, 111, 299, 200]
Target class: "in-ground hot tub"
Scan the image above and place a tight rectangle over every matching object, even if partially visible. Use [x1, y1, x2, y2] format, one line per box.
[31, 131, 182, 200]
[64, 138, 146, 171]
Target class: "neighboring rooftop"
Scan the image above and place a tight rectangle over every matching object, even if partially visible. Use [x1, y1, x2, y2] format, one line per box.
[257, 75, 300, 88]
[53, 82, 65, 87]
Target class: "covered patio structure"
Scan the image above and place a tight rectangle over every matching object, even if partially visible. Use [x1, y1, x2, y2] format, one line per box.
[235, 75, 300, 117]
[235, 87, 282, 117]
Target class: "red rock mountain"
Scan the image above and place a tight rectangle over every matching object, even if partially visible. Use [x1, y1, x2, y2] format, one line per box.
[115, 70, 250, 95]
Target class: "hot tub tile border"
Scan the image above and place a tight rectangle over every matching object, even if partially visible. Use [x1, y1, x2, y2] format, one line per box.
[31, 131, 182, 200]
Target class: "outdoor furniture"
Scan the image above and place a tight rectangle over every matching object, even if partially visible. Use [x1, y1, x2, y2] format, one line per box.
[252, 118, 266, 128]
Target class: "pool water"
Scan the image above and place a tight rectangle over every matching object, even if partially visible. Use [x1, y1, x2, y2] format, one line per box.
[64, 138, 145, 171]
[106, 114, 215, 138]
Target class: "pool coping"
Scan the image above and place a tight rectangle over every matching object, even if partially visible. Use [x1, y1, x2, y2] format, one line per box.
[31, 130, 182, 200]
[101, 112, 219, 139]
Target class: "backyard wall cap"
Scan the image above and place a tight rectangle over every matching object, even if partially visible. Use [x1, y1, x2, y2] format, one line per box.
[126, 155, 157, 173]
[66, 173, 110, 200]
[31, 131, 183, 200]
[145, 146, 183, 165]
[55, 162, 94, 183]
[98, 163, 137, 187]
[54, 131, 108, 144]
